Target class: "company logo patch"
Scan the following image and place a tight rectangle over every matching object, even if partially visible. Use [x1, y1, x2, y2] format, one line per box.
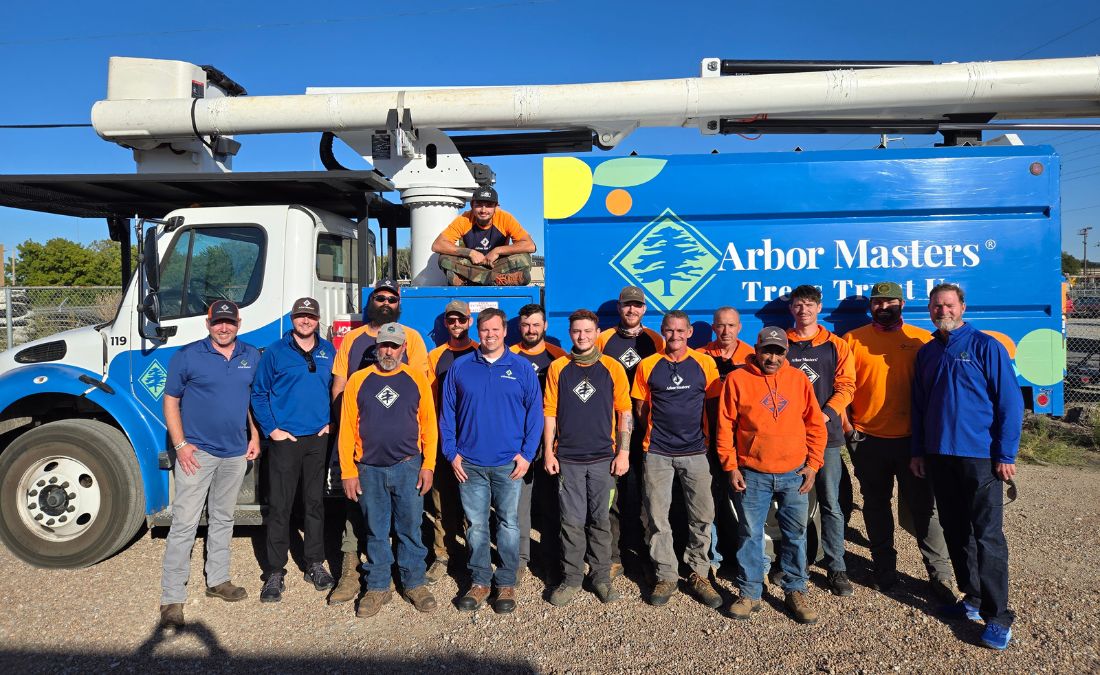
[797, 363, 819, 384]
[618, 348, 641, 369]
[761, 391, 789, 416]
[480, 237, 490, 248]
[375, 385, 399, 408]
[671, 373, 684, 387]
[573, 379, 597, 403]
[140, 360, 168, 400]
[609, 209, 721, 312]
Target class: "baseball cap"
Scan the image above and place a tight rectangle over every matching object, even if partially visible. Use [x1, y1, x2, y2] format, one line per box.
[376, 322, 407, 346]
[444, 299, 470, 317]
[870, 281, 904, 300]
[755, 326, 789, 351]
[618, 286, 646, 304]
[208, 300, 240, 322]
[372, 279, 400, 297]
[291, 297, 320, 318]
[471, 186, 499, 203]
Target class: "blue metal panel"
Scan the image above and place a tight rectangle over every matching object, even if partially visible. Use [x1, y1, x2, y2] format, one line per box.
[390, 286, 545, 348]
[545, 146, 1063, 413]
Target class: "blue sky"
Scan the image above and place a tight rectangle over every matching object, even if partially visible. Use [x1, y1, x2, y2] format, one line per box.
[2, 0, 1098, 272]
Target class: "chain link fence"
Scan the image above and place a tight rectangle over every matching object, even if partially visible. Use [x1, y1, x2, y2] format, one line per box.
[1065, 279, 1100, 409]
[0, 287, 123, 352]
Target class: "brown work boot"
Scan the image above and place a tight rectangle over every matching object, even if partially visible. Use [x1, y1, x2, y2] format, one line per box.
[425, 557, 449, 585]
[328, 553, 361, 605]
[647, 579, 679, 606]
[609, 562, 624, 580]
[205, 581, 247, 602]
[688, 572, 722, 609]
[493, 586, 517, 614]
[404, 585, 438, 613]
[457, 584, 491, 612]
[494, 270, 529, 286]
[355, 589, 392, 618]
[784, 590, 819, 625]
[159, 603, 184, 630]
[729, 595, 762, 620]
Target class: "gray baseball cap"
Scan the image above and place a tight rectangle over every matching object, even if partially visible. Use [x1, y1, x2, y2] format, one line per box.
[376, 322, 407, 346]
[755, 326, 789, 351]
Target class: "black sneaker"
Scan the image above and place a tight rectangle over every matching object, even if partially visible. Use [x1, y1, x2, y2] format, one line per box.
[261, 571, 285, 603]
[827, 571, 854, 597]
[304, 562, 335, 591]
[872, 569, 898, 592]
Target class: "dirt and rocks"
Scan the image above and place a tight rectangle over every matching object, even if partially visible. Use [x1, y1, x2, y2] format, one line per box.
[0, 463, 1097, 674]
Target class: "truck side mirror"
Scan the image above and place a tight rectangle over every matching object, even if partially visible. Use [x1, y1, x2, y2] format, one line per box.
[141, 292, 160, 324]
[143, 227, 160, 292]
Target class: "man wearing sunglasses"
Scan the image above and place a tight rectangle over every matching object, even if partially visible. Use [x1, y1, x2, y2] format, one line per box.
[431, 186, 537, 286]
[424, 300, 479, 583]
[251, 297, 336, 603]
[329, 279, 431, 605]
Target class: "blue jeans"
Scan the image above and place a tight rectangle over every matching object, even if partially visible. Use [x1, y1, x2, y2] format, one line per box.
[815, 445, 847, 573]
[734, 467, 809, 600]
[458, 462, 523, 587]
[356, 456, 427, 592]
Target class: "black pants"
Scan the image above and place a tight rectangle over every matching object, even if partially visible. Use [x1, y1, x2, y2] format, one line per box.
[926, 455, 1014, 627]
[609, 426, 648, 565]
[850, 435, 953, 582]
[265, 434, 327, 573]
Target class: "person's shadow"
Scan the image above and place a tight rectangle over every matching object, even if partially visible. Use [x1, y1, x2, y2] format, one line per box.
[133, 619, 228, 659]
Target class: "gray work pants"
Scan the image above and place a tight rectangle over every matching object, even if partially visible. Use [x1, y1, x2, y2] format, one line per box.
[558, 460, 615, 586]
[644, 452, 714, 582]
[161, 450, 247, 605]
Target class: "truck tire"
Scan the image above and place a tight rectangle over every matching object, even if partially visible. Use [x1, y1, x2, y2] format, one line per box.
[0, 419, 145, 568]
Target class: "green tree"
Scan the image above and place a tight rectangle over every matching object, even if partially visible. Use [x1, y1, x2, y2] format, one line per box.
[1063, 251, 1083, 276]
[632, 225, 709, 296]
[377, 247, 411, 280]
[16, 238, 136, 286]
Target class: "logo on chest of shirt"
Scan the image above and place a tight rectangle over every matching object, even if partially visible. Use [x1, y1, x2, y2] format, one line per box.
[761, 391, 789, 415]
[957, 351, 971, 362]
[375, 385, 399, 408]
[316, 349, 329, 360]
[238, 359, 251, 369]
[480, 236, 490, 249]
[670, 373, 684, 387]
[796, 362, 819, 384]
[529, 362, 540, 372]
[619, 348, 641, 369]
[573, 379, 597, 403]
[501, 368, 517, 380]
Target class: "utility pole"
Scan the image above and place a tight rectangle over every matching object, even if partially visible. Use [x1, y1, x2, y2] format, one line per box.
[1080, 227, 1093, 276]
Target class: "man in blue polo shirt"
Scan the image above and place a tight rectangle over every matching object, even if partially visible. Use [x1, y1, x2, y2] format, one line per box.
[251, 297, 336, 603]
[440, 307, 543, 614]
[159, 301, 261, 630]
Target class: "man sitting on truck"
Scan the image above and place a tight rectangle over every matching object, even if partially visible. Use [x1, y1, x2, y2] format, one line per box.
[431, 186, 536, 286]
[158, 301, 261, 631]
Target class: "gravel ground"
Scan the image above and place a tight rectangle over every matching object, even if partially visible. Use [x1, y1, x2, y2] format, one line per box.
[0, 462, 1097, 674]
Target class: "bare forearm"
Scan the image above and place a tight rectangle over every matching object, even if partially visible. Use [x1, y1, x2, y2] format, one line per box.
[616, 411, 633, 452]
[432, 237, 469, 257]
[543, 416, 557, 453]
[164, 396, 185, 446]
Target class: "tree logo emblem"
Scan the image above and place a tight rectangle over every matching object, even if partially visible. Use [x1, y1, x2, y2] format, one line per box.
[139, 360, 168, 400]
[375, 385, 399, 408]
[609, 209, 721, 312]
[797, 363, 819, 384]
[618, 348, 641, 369]
[573, 379, 597, 403]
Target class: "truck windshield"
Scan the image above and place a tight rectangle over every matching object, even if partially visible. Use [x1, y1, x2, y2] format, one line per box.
[158, 225, 265, 320]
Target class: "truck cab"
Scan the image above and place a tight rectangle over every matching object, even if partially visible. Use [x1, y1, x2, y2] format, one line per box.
[0, 203, 372, 568]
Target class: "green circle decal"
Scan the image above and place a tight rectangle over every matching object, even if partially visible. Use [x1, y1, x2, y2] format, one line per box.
[1014, 328, 1065, 386]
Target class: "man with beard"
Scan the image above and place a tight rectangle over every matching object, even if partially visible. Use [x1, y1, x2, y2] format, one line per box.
[339, 323, 439, 618]
[597, 286, 664, 579]
[159, 301, 261, 630]
[844, 281, 956, 604]
[424, 300, 479, 583]
[911, 284, 1022, 651]
[328, 279, 431, 605]
[431, 186, 537, 286]
[441, 308, 543, 614]
[252, 298, 336, 603]
[717, 327, 826, 625]
[633, 311, 722, 609]
[699, 306, 754, 577]
[785, 285, 855, 597]
[543, 309, 632, 606]
[509, 303, 566, 580]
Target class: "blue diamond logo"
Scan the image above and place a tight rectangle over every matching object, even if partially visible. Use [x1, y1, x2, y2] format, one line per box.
[139, 360, 168, 400]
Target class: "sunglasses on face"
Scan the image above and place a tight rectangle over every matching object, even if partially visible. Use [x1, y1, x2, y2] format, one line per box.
[445, 316, 469, 325]
[373, 295, 399, 305]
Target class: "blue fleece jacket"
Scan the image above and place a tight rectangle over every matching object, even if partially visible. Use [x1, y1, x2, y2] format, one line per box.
[440, 348, 544, 466]
[911, 322, 1023, 463]
[251, 331, 335, 437]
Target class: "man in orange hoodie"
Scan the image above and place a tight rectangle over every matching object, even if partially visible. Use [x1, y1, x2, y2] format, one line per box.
[717, 327, 826, 625]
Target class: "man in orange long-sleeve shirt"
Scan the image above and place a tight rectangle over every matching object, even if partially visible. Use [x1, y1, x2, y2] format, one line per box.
[843, 281, 955, 603]
[717, 327, 826, 625]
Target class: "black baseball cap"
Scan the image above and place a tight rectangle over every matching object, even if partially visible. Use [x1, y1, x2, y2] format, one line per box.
[372, 279, 400, 297]
[471, 186, 498, 204]
[208, 300, 240, 322]
[291, 297, 320, 318]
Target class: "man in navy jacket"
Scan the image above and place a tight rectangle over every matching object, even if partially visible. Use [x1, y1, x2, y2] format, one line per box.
[440, 307, 543, 614]
[910, 283, 1023, 651]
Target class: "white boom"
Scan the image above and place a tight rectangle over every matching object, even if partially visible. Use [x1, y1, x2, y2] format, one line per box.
[90, 55, 1100, 284]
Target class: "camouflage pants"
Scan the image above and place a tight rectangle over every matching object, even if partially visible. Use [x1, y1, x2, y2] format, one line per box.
[438, 253, 532, 286]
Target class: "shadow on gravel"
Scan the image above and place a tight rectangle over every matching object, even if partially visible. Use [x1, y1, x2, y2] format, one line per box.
[0, 643, 536, 674]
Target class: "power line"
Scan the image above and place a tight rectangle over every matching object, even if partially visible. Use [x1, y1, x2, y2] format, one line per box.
[1017, 14, 1100, 58]
[0, 1, 558, 47]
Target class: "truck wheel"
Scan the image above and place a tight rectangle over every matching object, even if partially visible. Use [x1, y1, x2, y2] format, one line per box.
[0, 419, 145, 568]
